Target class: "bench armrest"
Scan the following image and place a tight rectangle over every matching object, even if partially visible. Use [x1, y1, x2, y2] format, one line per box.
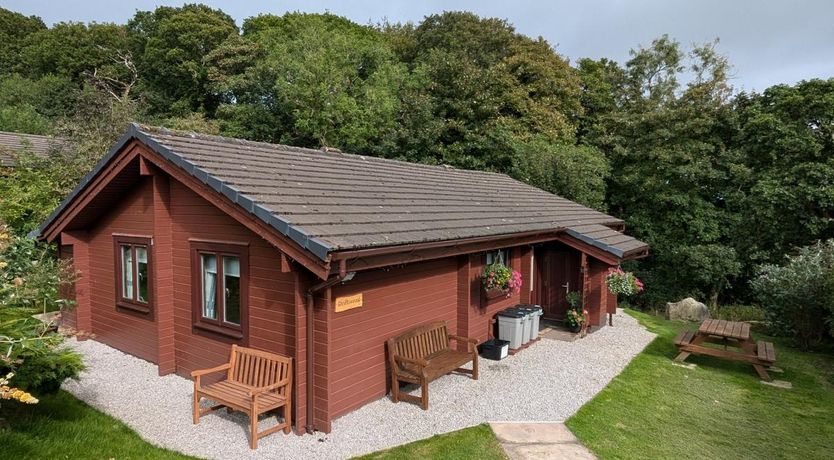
[448, 334, 478, 351]
[394, 354, 428, 368]
[191, 363, 231, 378]
[249, 378, 291, 397]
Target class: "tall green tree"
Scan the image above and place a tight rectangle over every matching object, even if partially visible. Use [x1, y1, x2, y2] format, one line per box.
[208, 13, 408, 154]
[587, 37, 741, 306]
[127, 4, 238, 116]
[18, 22, 129, 83]
[731, 79, 834, 283]
[0, 8, 46, 75]
[391, 11, 581, 171]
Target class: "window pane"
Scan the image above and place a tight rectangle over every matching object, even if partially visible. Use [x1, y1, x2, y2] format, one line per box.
[121, 245, 133, 299]
[223, 256, 241, 325]
[136, 247, 148, 303]
[487, 250, 507, 267]
[202, 254, 217, 320]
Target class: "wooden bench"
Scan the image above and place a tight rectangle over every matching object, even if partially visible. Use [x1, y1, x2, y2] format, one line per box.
[757, 341, 776, 363]
[387, 321, 478, 410]
[192, 345, 293, 449]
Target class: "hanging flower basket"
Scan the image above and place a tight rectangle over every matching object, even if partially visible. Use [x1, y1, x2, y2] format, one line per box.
[485, 286, 510, 299]
[482, 262, 522, 299]
[605, 267, 644, 296]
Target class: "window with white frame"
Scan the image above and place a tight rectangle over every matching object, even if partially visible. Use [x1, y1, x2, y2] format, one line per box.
[114, 235, 152, 315]
[486, 249, 509, 267]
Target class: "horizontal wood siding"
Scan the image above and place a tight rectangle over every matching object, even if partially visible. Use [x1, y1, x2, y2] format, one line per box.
[168, 180, 296, 380]
[329, 258, 458, 419]
[86, 178, 157, 362]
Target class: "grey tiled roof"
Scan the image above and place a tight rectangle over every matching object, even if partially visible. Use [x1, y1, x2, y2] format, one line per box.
[0, 131, 66, 167]
[38, 123, 649, 261]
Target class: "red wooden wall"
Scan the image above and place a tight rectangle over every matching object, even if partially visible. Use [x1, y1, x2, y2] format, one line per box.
[328, 258, 458, 422]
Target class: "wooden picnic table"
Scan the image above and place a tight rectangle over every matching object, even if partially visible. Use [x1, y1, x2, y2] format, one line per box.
[674, 319, 776, 381]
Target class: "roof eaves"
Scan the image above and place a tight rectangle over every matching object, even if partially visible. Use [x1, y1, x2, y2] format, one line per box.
[564, 227, 626, 258]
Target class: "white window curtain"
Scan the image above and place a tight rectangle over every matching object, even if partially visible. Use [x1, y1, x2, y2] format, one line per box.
[223, 256, 241, 325]
[136, 246, 148, 303]
[121, 245, 133, 299]
[202, 254, 217, 319]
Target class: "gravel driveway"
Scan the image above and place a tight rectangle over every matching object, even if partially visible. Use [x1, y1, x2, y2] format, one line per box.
[63, 309, 654, 460]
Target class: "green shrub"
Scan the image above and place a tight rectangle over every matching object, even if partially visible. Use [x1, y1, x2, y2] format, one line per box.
[2, 348, 84, 394]
[710, 304, 765, 322]
[0, 230, 83, 394]
[750, 240, 834, 348]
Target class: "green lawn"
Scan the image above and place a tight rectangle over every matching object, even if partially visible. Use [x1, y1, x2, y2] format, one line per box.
[355, 424, 506, 460]
[1, 390, 505, 460]
[0, 390, 194, 460]
[5, 313, 832, 460]
[567, 309, 834, 460]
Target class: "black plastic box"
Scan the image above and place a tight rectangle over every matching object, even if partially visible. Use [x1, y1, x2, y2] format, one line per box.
[478, 338, 510, 361]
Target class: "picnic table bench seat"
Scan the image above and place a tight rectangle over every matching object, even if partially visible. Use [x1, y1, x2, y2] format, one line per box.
[674, 330, 695, 346]
[192, 345, 293, 449]
[757, 341, 776, 363]
[387, 321, 478, 410]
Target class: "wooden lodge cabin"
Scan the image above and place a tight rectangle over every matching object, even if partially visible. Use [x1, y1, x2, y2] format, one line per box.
[35, 124, 648, 434]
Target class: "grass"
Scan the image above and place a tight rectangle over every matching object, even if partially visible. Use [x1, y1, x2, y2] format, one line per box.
[354, 424, 507, 460]
[0, 390, 195, 460]
[1, 390, 504, 460]
[567, 309, 834, 460]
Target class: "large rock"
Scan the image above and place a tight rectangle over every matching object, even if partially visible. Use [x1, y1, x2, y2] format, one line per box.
[666, 298, 710, 322]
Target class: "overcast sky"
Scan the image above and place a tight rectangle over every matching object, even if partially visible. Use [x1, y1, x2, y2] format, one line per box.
[4, 0, 833, 92]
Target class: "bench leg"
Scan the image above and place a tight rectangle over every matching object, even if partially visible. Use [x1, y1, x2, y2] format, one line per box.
[192, 390, 200, 424]
[250, 411, 258, 449]
[754, 364, 772, 382]
[391, 373, 400, 403]
[472, 353, 479, 380]
[284, 398, 292, 434]
[674, 351, 691, 363]
[420, 378, 429, 410]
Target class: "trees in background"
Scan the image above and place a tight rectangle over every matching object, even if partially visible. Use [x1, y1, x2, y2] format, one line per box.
[0, 5, 832, 326]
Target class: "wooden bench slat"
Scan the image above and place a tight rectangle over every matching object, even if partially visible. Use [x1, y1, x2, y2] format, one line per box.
[674, 330, 695, 346]
[757, 341, 776, 363]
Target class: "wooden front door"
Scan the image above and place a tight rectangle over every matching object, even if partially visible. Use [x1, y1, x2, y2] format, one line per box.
[534, 244, 583, 320]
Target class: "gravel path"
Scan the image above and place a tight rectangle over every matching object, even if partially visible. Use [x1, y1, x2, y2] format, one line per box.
[63, 309, 654, 459]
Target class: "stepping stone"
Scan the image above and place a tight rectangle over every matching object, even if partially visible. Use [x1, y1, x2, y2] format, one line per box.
[491, 422, 578, 444]
[761, 379, 792, 389]
[504, 442, 597, 460]
[672, 362, 697, 370]
[490, 422, 598, 460]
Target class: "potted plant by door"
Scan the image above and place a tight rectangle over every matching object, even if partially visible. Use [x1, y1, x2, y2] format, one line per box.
[565, 291, 585, 332]
[482, 263, 522, 299]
